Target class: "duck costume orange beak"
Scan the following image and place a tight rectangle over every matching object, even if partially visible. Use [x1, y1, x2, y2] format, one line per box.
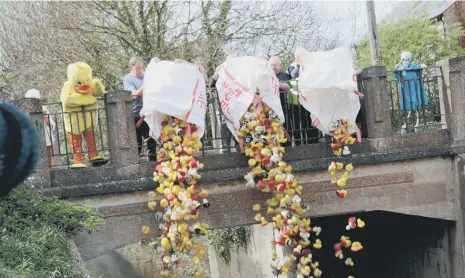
[75, 85, 91, 94]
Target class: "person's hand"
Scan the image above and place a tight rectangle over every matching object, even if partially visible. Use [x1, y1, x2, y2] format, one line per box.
[198, 65, 205, 73]
[44, 116, 50, 126]
[279, 82, 290, 91]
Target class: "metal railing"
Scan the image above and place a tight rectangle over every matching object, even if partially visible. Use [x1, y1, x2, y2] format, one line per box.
[197, 88, 365, 156]
[388, 67, 444, 134]
[42, 98, 110, 169]
[43, 87, 368, 163]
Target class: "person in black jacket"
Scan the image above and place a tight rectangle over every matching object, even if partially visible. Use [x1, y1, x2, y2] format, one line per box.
[0, 103, 40, 197]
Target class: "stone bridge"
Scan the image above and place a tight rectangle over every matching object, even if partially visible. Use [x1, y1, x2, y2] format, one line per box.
[16, 56, 465, 277]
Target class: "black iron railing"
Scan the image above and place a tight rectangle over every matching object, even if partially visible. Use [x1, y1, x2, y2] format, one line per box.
[198, 88, 365, 155]
[388, 67, 444, 134]
[43, 88, 367, 163]
[42, 98, 110, 169]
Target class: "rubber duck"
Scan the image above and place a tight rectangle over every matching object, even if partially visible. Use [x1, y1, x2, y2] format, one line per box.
[293, 245, 302, 255]
[345, 257, 354, 266]
[337, 177, 348, 187]
[301, 265, 311, 276]
[351, 241, 363, 252]
[161, 237, 171, 250]
[160, 199, 169, 208]
[328, 162, 337, 175]
[313, 239, 322, 249]
[357, 218, 365, 228]
[346, 163, 354, 172]
[346, 217, 356, 230]
[202, 199, 210, 208]
[314, 268, 322, 277]
[142, 226, 150, 235]
[341, 236, 352, 248]
[266, 207, 275, 216]
[266, 197, 279, 207]
[337, 189, 348, 199]
[147, 201, 157, 210]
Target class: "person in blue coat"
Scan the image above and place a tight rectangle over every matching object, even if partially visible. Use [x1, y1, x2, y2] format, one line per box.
[394, 51, 429, 133]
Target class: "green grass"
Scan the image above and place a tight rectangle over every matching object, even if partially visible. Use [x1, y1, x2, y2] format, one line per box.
[0, 186, 102, 277]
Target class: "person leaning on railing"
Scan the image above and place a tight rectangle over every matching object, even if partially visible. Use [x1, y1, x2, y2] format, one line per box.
[24, 89, 57, 168]
[61, 62, 109, 169]
[0, 103, 40, 197]
[287, 61, 319, 145]
[269, 56, 294, 147]
[123, 56, 157, 161]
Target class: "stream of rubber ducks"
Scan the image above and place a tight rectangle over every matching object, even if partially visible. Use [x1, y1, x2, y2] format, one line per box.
[143, 103, 365, 278]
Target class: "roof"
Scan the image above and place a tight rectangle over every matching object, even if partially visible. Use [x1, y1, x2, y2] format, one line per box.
[385, 0, 455, 23]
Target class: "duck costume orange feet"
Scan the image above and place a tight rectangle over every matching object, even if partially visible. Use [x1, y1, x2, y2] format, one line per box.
[60, 62, 109, 169]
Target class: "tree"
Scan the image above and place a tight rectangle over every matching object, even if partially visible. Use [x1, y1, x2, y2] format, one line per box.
[356, 7, 465, 72]
[0, 1, 345, 102]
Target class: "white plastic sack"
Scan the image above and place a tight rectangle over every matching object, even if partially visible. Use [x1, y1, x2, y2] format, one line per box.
[296, 47, 360, 135]
[216, 56, 285, 141]
[140, 59, 207, 141]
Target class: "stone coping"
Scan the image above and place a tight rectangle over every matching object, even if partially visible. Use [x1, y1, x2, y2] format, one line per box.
[38, 130, 455, 198]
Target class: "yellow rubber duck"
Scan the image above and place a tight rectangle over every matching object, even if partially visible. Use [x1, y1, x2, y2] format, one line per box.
[351, 241, 363, 252]
[313, 239, 322, 249]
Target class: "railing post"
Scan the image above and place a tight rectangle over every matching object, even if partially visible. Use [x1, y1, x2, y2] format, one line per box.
[359, 66, 393, 138]
[13, 97, 51, 187]
[437, 56, 465, 143]
[104, 91, 139, 166]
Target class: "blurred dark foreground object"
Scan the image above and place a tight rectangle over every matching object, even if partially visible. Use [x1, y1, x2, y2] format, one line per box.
[0, 103, 39, 198]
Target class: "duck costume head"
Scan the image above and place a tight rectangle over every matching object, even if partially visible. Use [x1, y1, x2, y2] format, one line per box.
[60, 62, 109, 168]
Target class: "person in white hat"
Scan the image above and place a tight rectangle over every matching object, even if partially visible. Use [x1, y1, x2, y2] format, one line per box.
[24, 89, 57, 168]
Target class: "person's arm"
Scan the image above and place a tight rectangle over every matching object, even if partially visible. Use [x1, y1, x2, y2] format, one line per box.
[202, 72, 209, 83]
[409, 62, 427, 69]
[123, 77, 142, 98]
[197, 65, 208, 83]
[91, 78, 105, 97]
[290, 64, 300, 79]
[280, 81, 291, 92]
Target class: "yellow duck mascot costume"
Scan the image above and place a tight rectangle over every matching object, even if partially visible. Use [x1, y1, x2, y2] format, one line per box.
[60, 62, 109, 169]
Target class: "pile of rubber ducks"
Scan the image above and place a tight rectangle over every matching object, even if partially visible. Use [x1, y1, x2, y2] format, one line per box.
[145, 115, 210, 277]
[327, 119, 358, 199]
[334, 216, 365, 278]
[238, 103, 323, 277]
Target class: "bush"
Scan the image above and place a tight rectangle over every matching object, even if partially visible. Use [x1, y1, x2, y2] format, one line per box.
[0, 185, 102, 278]
[206, 226, 253, 265]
